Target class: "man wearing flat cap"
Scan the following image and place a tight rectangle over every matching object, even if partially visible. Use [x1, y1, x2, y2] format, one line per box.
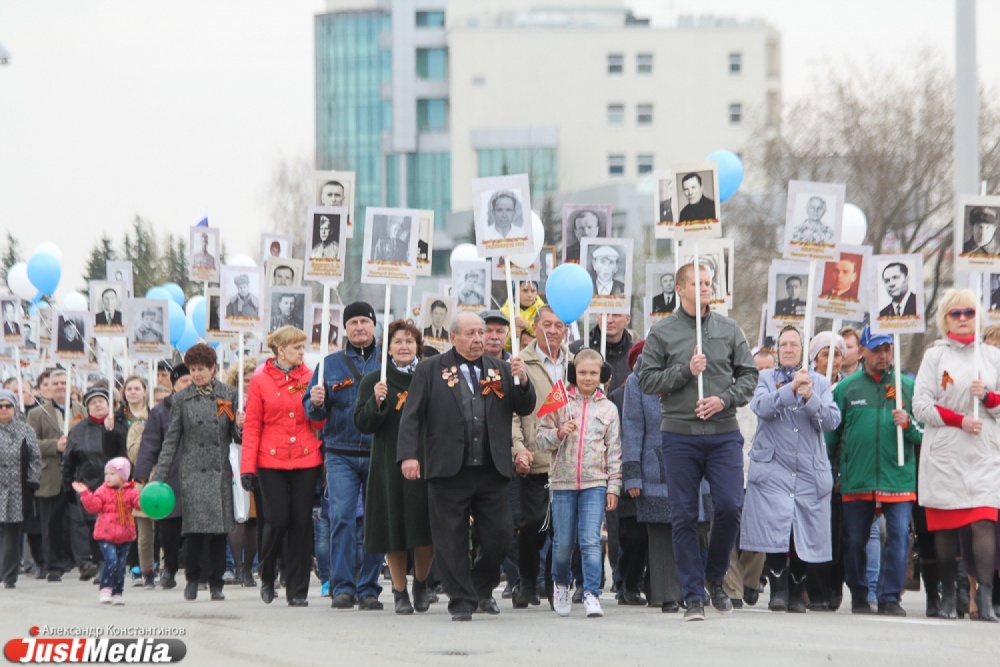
[963, 207, 1000, 256]
[589, 245, 625, 296]
[226, 274, 258, 317]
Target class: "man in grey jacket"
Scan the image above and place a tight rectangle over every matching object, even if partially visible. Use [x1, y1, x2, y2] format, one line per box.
[639, 262, 758, 621]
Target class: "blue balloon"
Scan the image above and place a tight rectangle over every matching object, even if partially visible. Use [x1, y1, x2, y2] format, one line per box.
[167, 301, 186, 346]
[707, 149, 744, 203]
[175, 318, 199, 353]
[191, 299, 207, 339]
[26, 252, 61, 296]
[545, 264, 594, 323]
[146, 286, 172, 302]
[163, 282, 185, 307]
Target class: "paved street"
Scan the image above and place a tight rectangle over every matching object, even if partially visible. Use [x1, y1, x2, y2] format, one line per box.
[3, 574, 1000, 666]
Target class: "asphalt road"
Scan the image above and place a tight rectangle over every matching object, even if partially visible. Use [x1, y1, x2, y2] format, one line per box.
[3, 574, 999, 666]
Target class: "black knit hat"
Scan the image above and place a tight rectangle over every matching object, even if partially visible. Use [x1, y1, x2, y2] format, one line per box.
[343, 301, 376, 327]
[170, 364, 190, 387]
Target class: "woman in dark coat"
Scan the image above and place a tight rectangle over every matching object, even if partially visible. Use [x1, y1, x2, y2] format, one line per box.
[151, 343, 242, 602]
[0, 389, 42, 588]
[354, 319, 434, 614]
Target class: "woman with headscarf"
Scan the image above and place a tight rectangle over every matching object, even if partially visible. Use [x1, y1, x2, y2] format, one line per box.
[741, 326, 841, 612]
[502, 281, 545, 352]
[0, 389, 42, 588]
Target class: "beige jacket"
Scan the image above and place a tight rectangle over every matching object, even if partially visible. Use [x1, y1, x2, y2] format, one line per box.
[511, 340, 572, 475]
[27, 399, 86, 497]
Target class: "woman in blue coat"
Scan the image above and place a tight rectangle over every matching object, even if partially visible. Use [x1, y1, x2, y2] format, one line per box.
[741, 326, 841, 612]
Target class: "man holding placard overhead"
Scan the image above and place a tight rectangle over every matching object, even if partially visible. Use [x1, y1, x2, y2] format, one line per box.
[639, 262, 757, 621]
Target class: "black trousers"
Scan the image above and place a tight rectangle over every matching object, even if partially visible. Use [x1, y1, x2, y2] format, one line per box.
[617, 515, 648, 591]
[428, 466, 513, 615]
[183, 533, 226, 586]
[36, 494, 72, 574]
[68, 498, 100, 566]
[257, 466, 319, 600]
[516, 473, 550, 591]
[0, 523, 21, 585]
[157, 517, 183, 575]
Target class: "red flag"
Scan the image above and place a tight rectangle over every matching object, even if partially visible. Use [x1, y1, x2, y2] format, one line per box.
[537, 379, 569, 418]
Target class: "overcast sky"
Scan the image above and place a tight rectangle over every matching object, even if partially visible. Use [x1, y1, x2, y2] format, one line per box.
[0, 0, 997, 301]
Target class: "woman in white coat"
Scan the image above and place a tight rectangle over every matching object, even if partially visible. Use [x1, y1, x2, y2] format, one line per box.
[913, 288, 1000, 622]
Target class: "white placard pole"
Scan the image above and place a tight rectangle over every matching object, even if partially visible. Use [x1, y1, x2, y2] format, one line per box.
[318, 283, 331, 380]
[894, 334, 904, 466]
[974, 276, 983, 419]
[802, 260, 817, 357]
[13, 346, 24, 413]
[105, 341, 115, 406]
[406, 285, 413, 322]
[600, 314, 608, 360]
[237, 332, 245, 410]
[826, 318, 842, 382]
[147, 359, 155, 410]
[693, 242, 704, 401]
[504, 258, 520, 384]
[63, 365, 73, 437]
[380, 286, 392, 383]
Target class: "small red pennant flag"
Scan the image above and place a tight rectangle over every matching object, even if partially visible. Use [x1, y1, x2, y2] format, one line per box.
[537, 379, 569, 418]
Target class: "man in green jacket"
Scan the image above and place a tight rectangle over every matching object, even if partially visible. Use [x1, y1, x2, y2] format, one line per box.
[827, 326, 921, 617]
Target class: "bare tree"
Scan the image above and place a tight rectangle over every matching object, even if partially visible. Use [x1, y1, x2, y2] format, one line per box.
[265, 154, 315, 258]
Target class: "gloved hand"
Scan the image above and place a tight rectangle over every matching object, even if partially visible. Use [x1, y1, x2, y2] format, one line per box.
[24, 481, 39, 492]
[240, 474, 254, 492]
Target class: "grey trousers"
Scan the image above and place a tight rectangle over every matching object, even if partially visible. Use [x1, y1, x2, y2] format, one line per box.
[646, 523, 682, 605]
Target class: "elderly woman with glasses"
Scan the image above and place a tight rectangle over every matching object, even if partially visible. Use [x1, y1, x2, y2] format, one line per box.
[913, 288, 1000, 622]
[0, 390, 42, 588]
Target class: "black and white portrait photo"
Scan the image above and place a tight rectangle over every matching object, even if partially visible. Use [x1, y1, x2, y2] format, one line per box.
[1, 297, 23, 345]
[774, 274, 808, 317]
[132, 307, 164, 344]
[55, 313, 86, 354]
[766, 259, 810, 336]
[870, 253, 925, 335]
[420, 293, 454, 343]
[562, 204, 611, 264]
[989, 274, 1000, 313]
[125, 298, 171, 358]
[782, 181, 845, 262]
[648, 266, 677, 315]
[105, 260, 134, 298]
[369, 213, 412, 262]
[220, 266, 263, 333]
[204, 288, 236, 344]
[956, 195, 1000, 274]
[266, 258, 303, 287]
[484, 190, 525, 241]
[580, 238, 633, 315]
[361, 207, 420, 285]
[472, 174, 533, 258]
[189, 227, 220, 282]
[310, 305, 343, 352]
[452, 261, 489, 311]
[90, 281, 126, 335]
[315, 170, 356, 235]
[876, 261, 917, 318]
[416, 210, 434, 277]
[260, 233, 291, 263]
[675, 170, 717, 223]
[266, 287, 308, 334]
[538, 246, 556, 294]
[309, 210, 343, 259]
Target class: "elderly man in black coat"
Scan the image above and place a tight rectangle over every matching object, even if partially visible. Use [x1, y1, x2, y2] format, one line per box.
[398, 312, 535, 621]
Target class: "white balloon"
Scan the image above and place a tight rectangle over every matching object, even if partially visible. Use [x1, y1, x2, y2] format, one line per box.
[227, 254, 257, 267]
[185, 295, 205, 319]
[509, 213, 547, 268]
[842, 203, 868, 246]
[61, 291, 89, 311]
[32, 242, 64, 263]
[6, 262, 37, 301]
[449, 243, 479, 269]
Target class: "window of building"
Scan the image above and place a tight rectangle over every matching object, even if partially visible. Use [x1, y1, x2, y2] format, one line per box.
[729, 51, 742, 75]
[608, 154, 625, 177]
[607, 53, 624, 76]
[415, 11, 445, 28]
[729, 102, 743, 127]
[416, 47, 448, 80]
[636, 53, 653, 75]
[637, 154, 654, 175]
[636, 103, 653, 126]
[607, 104, 625, 127]
[417, 98, 449, 132]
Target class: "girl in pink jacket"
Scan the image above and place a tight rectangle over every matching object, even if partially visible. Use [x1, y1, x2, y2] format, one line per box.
[73, 457, 140, 605]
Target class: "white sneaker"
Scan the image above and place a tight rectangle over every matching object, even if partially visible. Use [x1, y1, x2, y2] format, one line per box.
[111, 595, 125, 606]
[553, 584, 572, 617]
[99, 588, 112, 604]
[583, 591, 603, 618]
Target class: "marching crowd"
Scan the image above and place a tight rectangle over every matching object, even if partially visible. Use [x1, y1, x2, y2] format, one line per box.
[3, 262, 1000, 624]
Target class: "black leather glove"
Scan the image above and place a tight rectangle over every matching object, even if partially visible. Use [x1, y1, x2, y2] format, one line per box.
[24, 481, 39, 492]
[240, 474, 254, 492]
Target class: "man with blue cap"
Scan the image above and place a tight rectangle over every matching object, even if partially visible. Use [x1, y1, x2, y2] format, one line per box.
[826, 325, 921, 617]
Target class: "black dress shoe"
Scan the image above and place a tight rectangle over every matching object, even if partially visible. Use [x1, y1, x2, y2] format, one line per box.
[331, 592, 356, 609]
[617, 589, 646, 606]
[411, 578, 432, 613]
[46, 572, 62, 582]
[743, 586, 759, 606]
[394, 588, 414, 615]
[661, 601, 680, 613]
[511, 585, 533, 609]
[476, 597, 500, 615]
[451, 611, 473, 621]
[288, 598, 308, 607]
[210, 587, 225, 601]
[501, 582, 514, 599]
[260, 584, 275, 604]
[183, 581, 198, 601]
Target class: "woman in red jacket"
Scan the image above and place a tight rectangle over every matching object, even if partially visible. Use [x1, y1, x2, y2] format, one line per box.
[241, 326, 325, 606]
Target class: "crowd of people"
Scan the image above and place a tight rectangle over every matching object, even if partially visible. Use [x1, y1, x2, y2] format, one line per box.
[2, 267, 1000, 626]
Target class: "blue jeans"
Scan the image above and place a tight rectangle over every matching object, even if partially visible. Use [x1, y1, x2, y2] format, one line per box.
[551, 487, 606, 596]
[865, 518, 881, 604]
[312, 492, 331, 583]
[326, 453, 383, 598]
[98, 541, 131, 596]
[662, 430, 744, 604]
[842, 500, 912, 604]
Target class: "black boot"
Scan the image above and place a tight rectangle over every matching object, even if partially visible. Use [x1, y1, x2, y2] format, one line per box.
[957, 562, 971, 619]
[183, 580, 197, 601]
[976, 585, 998, 623]
[920, 561, 940, 618]
[393, 587, 414, 615]
[788, 574, 807, 613]
[939, 579, 958, 620]
[767, 567, 789, 612]
[411, 578, 432, 613]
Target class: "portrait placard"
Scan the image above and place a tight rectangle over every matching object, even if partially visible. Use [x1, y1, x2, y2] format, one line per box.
[870, 254, 926, 335]
[304, 206, 347, 282]
[315, 170, 356, 237]
[260, 233, 292, 263]
[265, 286, 310, 337]
[955, 195, 1000, 273]
[266, 258, 303, 287]
[677, 238, 734, 308]
[189, 227, 220, 283]
[451, 260, 491, 313]
[983, 273, 1000, 327]
[89, 281, 127, 337]
[580, 238, 633, 315]
[310, 304, 344, 354]
[125, 299, 171, 359]
[0, 296, 24, 347]
[37, 308, 52, 350]
[782, 181, 845, 261]
[220, 265, 264, 334]
[105, 261, 134, 298]
[361, 207, 420, 286]
[538, 245, 557, 293]
[472, 174, 534, 259]
[204, 287, 237, 344]
[50, 310, 90, 364]
[766, 259, 811, 337]
[670, 162, 721, 240]
[654, 172, 676, 239]
[416, 210, 435, 277]
[813, 245, 871, 320]
[645, 262, 677, 327]
[757, 304, 776, 352]
[562, 204, 612, 264]
[420, 293, 454, 354]
[491, 255, 540, 282]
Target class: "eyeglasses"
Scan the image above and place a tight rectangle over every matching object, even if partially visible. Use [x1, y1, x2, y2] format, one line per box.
[947, 308, 976, 320]
[0, 404, 14, 410]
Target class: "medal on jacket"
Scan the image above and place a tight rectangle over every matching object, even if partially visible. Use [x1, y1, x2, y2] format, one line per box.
[441, 366, 459, 388]
[481, 368, 504, 398]
[941, 371, 954, 390]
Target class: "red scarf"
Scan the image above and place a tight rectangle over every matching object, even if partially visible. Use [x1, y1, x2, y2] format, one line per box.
[947, 332, 975, 346]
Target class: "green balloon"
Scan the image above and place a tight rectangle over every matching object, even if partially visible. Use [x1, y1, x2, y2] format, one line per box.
[140, 482, 176, 520]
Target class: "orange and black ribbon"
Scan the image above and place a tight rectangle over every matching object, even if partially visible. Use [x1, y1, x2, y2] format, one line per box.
[331, 378, 355, 392]
[480, 379, 505, 399]
[288, 381, 309, 395]
[217, 399, 235, 420]
[941, 371, 954, 391]
[395, 391, 408, 410]
[885, 384, 897, 401]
